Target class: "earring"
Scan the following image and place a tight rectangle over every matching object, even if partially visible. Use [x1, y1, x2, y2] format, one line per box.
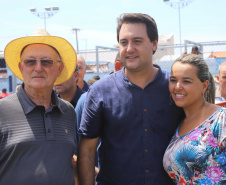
[203, 92, 206, 102]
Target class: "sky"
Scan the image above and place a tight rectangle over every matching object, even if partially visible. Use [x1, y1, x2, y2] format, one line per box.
[0, 0, 225, 52]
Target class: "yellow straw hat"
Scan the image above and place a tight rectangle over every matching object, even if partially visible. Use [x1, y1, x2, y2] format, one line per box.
[4, 28, 77, 85]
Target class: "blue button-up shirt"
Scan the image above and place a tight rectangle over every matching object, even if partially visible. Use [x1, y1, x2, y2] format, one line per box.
[79, 66, 184, 185]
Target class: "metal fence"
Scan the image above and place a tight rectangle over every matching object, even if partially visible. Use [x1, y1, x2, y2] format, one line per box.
[1, 40, 226, 93]
[155, 40, 226, 76]
[84, 40, 226, 79]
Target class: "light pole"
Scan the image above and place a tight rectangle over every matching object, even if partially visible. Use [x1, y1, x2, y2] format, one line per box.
[163, 0, 193, 46]
[72, 28, 80, 52]
[29, 7, 59, 30]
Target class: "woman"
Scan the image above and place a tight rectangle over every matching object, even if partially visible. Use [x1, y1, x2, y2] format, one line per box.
[163, 54, 226, 184]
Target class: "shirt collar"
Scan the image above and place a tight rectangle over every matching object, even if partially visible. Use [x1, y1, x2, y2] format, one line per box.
[71, 86, 84, 108]
[17, 83, 65, 114]
[120, 64, 162, 88]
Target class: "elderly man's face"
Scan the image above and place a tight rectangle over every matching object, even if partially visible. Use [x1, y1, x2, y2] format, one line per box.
[54, 71, 79, 94]
[77, 57, 86, 83]
[19, 44, 63, 91]
[217, 64, 226, 96]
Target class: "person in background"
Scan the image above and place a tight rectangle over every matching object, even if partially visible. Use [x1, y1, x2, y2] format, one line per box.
[114, 51, 124, 72]
[191, 45, 202, 55]
[15, 84, 22, 93]
[183, 45, 202, 56]
[1, 28, 77, 185]
[0, 87, 12, 99]
[77, 13, 184, 185]
[109, 51, 124, 74]
[215, 62, 226, 104]
[55, 64, 84, 108]
[86, 75, 100, 85]
[163, 54, 226, 185]
[77, 55, 90, 92]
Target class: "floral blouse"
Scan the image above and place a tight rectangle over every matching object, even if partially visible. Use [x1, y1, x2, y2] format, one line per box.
[163, 107, 226, 185]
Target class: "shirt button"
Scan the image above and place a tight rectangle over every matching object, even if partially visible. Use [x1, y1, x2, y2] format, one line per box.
[144, 129, 148, 132]
[48, 129, 51, 133]
[145, 149, 148, 152]
[146, 170, 149, 173]
[144, 109, 147, 112]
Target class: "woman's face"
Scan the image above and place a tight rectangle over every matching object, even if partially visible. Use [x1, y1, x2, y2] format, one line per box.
[169, 62, 209, 109]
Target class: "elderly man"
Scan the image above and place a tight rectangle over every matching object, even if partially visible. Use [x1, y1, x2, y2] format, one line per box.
[2, 29, 77, 185]
[77, 55, 90, 92]
[55, 64, 84, 108]
[215, 62, 226, 104]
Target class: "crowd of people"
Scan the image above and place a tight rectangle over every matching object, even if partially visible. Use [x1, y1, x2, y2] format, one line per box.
[0, 13, 226, 185]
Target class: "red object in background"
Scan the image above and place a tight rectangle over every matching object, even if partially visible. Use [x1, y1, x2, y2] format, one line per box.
[0, 93, 12, 99]
[216, 101, 226, 107]
[115, 61, 123, 72]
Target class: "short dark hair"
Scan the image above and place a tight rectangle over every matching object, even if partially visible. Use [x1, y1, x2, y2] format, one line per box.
[1, 87, 6, 93]
[173, 54, 215, 103]
[117, 13, 158, 54]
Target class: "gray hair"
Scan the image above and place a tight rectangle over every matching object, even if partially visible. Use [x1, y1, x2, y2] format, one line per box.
[77, 55, 86, 67]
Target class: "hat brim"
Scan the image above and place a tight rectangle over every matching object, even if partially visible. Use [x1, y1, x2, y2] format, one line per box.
[4, 36, 76, 85]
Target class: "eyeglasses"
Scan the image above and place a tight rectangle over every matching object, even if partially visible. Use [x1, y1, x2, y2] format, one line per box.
[21, 59, 60, 68]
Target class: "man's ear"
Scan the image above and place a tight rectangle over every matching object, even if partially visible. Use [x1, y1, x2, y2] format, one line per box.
[18, 62, 23, 73]
[152, 40, 158, 52]
[74, 71, 79, 83]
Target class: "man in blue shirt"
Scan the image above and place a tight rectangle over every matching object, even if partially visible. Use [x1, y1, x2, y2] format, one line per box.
[78, 13, 184, 185]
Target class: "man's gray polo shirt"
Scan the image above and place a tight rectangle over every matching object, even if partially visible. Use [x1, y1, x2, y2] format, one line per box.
[0, 85, 76, 185]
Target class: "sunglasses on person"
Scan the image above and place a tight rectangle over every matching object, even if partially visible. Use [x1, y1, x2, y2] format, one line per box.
[21, 59, 60, 68]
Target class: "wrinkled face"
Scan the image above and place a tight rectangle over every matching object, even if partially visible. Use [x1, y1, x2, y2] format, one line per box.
[119, 23, 157, 73]
[77, 57, 86, 83]
[19, 44, 63, 91]
[54, 71, 79, 94]
[217, 64, 226, 95]
[169, 62, 208, 109]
